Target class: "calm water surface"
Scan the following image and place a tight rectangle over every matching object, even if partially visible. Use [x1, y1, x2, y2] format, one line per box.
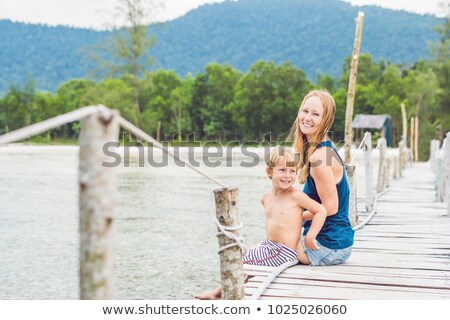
[0, 145, 382, 299]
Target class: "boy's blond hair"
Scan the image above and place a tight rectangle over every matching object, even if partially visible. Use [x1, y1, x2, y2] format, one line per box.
[266, 146, 297, 169]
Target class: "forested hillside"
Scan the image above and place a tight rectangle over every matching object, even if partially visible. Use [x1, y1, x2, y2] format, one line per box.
[0, 0, 442, 93]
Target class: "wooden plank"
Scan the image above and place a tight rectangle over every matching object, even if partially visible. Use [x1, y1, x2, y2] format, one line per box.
[244, 161, 450, 299]
[248, 275, 450, 295]
[244, 264, 450, 280]
[245, 279, 450, 299]
[245, 269, 450, 289]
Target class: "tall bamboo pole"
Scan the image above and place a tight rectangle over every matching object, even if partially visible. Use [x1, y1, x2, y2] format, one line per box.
[156, 121, 161, 142]
[79, 108, 120, 299]
[400, 103, 408, 171]
[401, 103, 407, 143]
[344, 12, 365, 164]
[445, 132, 450, 216]
[410, 117, 415, 162]
[415, 116, 419, 162]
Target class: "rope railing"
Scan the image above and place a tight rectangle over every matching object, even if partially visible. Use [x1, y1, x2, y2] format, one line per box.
[0, 105, 100, 145]
[117, 116, 228, 188]
[432, 132, 450, 216]
[346, 132, 407, 231]
[348, 131, 370, 166]
[0, 105, 228, 189]
[0, 105, 236, 299]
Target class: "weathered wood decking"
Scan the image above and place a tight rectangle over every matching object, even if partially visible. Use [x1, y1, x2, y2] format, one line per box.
[244, 162, 450, 299]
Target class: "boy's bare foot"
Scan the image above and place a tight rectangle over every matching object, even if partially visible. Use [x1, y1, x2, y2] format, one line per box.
[194, 287, 221, 300]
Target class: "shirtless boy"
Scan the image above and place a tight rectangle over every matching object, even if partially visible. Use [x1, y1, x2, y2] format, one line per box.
[195, 147, 326, 299]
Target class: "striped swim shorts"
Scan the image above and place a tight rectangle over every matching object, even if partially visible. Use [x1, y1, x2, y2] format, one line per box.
[242, 239, 297, 267]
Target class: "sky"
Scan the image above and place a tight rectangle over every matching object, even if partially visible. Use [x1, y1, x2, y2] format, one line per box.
[0, 0, 447, 30]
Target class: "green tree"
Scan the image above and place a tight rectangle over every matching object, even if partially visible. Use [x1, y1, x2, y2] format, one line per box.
[199, 63, 242, 139]
[169, 75, 193, 139]
[430, 2, 450, 139]
[1, 78, 35, 132]
[55, 79, 96, 114]
[316, 73, 336, 93]
[340, 53, 383, 87]
[55, 79, 96, 138]
[81, 78, 138, 124]
[139, 69, 182, 137]
[229, 60, 311, 140]
[32, 92, 61, 141]
[87, 0, 162, 115]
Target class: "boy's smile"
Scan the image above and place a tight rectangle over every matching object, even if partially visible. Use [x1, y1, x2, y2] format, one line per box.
[268, 159, 297, 191]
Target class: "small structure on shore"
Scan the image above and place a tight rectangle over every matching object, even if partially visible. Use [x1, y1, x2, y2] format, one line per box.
[352, 114, 392, 147]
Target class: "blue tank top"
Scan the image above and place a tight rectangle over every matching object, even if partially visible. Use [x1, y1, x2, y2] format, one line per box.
[302, 140, 354, 249]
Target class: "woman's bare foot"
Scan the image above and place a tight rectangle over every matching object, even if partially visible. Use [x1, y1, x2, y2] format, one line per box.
[194, 286, 221, 300]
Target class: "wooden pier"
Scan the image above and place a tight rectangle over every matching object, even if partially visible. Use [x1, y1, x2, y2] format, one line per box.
[244, 161, 450, 299]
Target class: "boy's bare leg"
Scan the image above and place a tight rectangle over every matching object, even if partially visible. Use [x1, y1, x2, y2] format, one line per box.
[296, 239, 311, 265]
[194, 286, 221, 300]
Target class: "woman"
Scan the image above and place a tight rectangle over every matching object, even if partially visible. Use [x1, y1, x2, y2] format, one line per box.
[290, 89, 354, 266]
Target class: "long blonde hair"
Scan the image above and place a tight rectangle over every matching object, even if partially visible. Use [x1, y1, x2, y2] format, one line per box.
[288, 89, 336, 183]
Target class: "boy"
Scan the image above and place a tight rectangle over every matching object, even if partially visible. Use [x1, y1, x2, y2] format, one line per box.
[195, 147, 327, 299]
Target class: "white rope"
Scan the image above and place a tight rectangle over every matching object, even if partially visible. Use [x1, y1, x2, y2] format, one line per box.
[118, 116, 229, 188]
[0, 105, 100, 145]
[0, 106, 228, 188]
[348, 132, 370, 166]
[438, 138, 448, 160]
[374, 137, 384, 150]
[250, 260, 298, 300]
[207, 192, 247, 254]
[213, 217, 247, 254]
[352, 186, 391, 231]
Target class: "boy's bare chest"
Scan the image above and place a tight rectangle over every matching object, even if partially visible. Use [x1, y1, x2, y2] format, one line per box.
[265, 199, 299, 218]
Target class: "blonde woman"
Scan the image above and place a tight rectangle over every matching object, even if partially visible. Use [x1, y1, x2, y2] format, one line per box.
[290, 89, 354, 266]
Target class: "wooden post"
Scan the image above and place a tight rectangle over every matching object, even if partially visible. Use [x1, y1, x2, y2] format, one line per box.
[344, 12, 365, 164]
[363, 132, 374, 212]
[430, 140, 438, 172]
[445, 133, 450, 216]
[400, 103, 408, 172]
[377, 138, 387, 193]
[401, 103, 407, 143]
[79, 108, 119, 299]
[385, 158, 391, 189]
[214, 187, 245, 300]
[410, 117, 415, 162]
[415, 117, 419, 162]
[437, 156, 444, 201]
[398, 140, 404, 176]
[393, 156, 399, 180]
[437, 138, 447, 202]
[156, 121, 161, 142]
[346, 166, 358, 226]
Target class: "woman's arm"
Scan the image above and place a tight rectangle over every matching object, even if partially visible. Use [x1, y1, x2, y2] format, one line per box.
[309, 148, 339, 216]
[297, 192, 327, 249]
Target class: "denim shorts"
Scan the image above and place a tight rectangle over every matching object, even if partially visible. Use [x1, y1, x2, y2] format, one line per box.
[302, 239, 352, 266]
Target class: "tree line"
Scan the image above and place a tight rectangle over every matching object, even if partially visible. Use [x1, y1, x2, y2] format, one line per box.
[1, 5, 449, 161]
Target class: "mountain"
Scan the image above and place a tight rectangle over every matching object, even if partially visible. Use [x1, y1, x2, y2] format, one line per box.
[0, 0, 443, 93]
